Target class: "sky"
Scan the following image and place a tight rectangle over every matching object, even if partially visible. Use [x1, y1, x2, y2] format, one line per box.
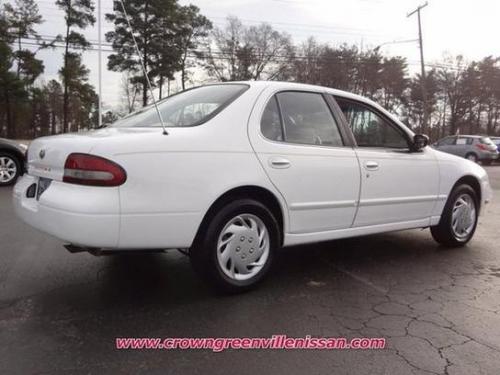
[20, 0, 500, 108]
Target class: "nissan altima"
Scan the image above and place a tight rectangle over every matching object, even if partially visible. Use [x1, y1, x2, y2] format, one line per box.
[13, 82, 492, 292]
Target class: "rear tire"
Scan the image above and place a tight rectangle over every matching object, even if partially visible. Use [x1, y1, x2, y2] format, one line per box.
[0, 152, 21, 186]
[190, 199, 280, 293]
[430, 184, 478, 247]
[465, 153, 478, 163]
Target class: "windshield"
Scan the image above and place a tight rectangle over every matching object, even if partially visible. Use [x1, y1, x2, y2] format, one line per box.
[112, 84, 249, 128]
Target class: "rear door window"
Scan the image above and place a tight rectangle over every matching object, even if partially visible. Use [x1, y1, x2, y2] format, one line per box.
[456, 138, 470, 145]
[260, 96, 284, 142]
[272, 92, 343, 146]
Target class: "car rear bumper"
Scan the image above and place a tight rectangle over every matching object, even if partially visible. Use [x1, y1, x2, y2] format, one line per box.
[13, 174, 120, 248]
[478, 151, 499, 160]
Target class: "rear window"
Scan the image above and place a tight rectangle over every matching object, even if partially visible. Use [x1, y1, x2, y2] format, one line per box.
[112, 84, 249, 128]
[479, 137, 495, 145]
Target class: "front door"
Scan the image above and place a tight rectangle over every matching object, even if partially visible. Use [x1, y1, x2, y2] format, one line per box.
[334, 96, 440, 227]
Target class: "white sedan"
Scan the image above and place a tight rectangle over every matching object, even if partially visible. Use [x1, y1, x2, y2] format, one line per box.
[13, 82, 492, 292]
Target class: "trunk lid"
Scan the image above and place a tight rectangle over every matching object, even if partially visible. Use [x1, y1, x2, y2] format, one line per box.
[27, 127, 162, 180]
[28, 134, 94, 180]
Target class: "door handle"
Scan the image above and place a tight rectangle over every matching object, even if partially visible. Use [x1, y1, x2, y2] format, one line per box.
[364, 161, 379, 171]
[269, 157, 291, 169]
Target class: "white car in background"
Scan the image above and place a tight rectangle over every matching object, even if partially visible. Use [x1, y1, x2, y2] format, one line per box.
[13, 82, 492, 292]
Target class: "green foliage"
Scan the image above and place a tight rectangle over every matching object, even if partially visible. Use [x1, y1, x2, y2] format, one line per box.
[57, 0, 96, 132]
[4, 0, 42, 41]
[55, 0, 95, 30]
[106, 0, 210, 103]
[0, 0, 45, 138]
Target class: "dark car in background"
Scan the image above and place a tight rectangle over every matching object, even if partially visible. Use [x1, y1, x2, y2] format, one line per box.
[432, 135, 499, 164]
[0, 138, 27, 186]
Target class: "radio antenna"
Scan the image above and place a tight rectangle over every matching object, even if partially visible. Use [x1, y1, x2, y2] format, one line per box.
[117, 0, 168, 135]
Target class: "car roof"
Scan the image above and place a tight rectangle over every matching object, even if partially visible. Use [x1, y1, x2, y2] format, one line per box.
[226, 81, 414, 134]
[441, 135, 488, 139]
[232, 80, 378, 104]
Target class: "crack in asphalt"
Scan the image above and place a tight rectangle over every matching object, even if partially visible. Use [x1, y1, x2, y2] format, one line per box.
[326, 259, 500, 374]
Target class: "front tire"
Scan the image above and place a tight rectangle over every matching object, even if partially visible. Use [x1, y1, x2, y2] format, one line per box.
[0, 152, 21, 186]
[430, 184, 478, 247]
[190, 199, 280, 293]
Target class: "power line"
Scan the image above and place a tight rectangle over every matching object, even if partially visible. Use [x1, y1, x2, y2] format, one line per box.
[34, 3, 407, 40]
[14, 36, 461, 71]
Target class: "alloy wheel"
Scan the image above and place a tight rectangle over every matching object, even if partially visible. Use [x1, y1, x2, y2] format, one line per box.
[0, 156, 18, 184]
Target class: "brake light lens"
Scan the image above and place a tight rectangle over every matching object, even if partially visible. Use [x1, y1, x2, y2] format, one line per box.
[476, 143, 489, 151]
[63, 153, 127, 186]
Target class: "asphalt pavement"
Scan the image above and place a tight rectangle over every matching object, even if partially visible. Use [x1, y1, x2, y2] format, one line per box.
[1, 168, 500, 374]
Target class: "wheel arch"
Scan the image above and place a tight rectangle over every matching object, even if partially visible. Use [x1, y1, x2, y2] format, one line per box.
[193, 185, 286, 247]
[450, 175, 482, 213]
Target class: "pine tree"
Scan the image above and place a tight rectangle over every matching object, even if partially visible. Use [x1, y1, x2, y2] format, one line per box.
[4, 0, 42, 77]
[1, 0, 44, 138]
[176, 5, 211, 91]
[56, 0, 95, 133]
[106, 0, 180, 106]
[58, 52, 97, 131]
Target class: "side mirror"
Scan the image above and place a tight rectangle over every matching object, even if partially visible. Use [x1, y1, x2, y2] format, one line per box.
[412, 134, 429, 151]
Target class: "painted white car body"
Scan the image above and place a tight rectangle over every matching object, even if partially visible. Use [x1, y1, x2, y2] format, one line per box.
[13, 81, 492, 250]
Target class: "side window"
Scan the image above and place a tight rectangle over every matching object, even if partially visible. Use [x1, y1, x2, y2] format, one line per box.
[275, 92, 343, 146]
[260, 96, 284, 141]
[438, 137, 455, 146]
[335, 97, 408, 149]
[456, 137, 471, 145]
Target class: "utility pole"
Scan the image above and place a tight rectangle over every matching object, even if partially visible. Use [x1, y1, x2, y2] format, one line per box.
[407, 1, 429, 133]
[97, 0, 102, 127]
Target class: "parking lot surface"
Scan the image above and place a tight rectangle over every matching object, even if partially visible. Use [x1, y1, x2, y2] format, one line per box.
[1, 168, 500, 374]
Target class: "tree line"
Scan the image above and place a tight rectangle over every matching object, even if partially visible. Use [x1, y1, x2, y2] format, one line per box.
[1, 0, 500, 141]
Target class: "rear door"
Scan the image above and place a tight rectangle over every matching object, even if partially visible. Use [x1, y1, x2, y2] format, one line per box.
[248, 88, 360, 234]
[454, 136, 472, 157]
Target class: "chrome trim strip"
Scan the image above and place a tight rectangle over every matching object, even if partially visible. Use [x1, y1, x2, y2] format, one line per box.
[359, 195, 439, 207]
[289, 200, 357, 210]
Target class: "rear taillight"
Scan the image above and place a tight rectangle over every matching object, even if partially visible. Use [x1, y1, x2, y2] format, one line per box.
[476, 143, 488, 151]
[63, 153, 127, 186]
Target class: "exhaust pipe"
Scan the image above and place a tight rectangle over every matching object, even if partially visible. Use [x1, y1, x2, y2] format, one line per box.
[64, 244, 169, 256]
